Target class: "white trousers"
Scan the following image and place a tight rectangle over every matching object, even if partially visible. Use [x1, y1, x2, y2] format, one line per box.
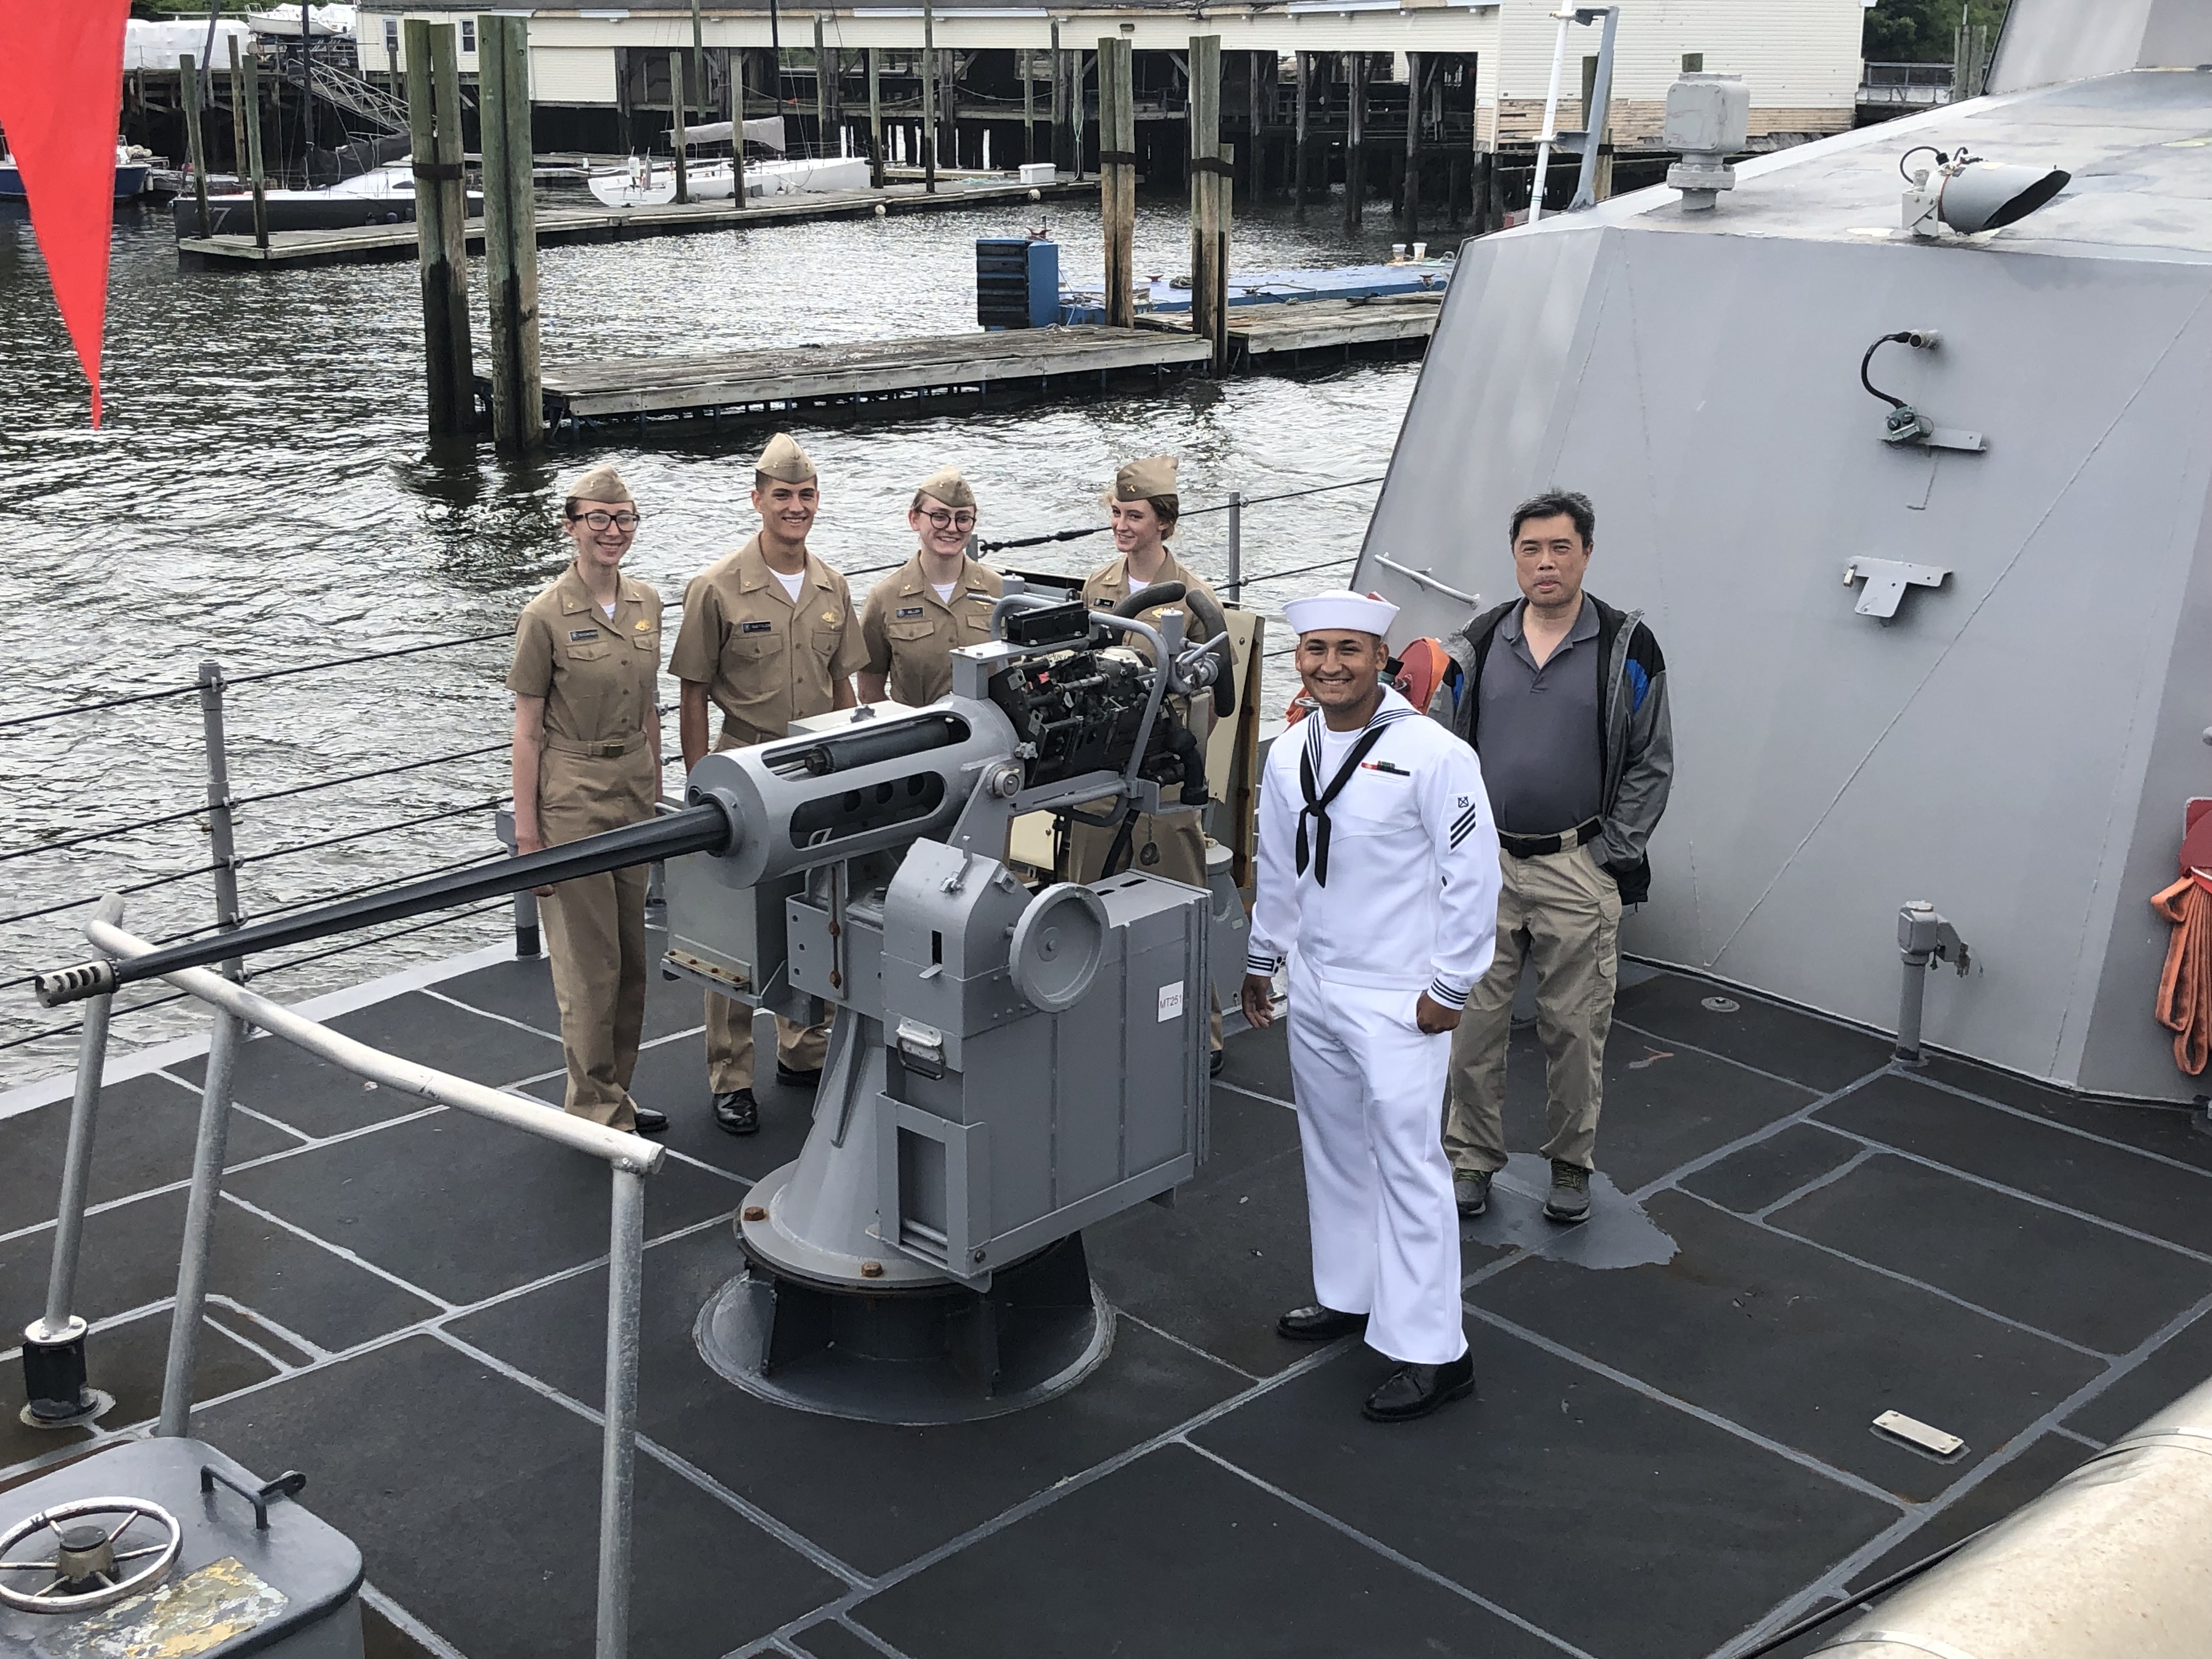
[1287, 960, 1468, 1366]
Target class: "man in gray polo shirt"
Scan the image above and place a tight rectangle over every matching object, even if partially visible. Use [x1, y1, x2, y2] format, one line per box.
[1427, 490, 1673, 1223]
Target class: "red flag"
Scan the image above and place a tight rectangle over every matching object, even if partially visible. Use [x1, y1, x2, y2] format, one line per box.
[0, 1, 130, 426]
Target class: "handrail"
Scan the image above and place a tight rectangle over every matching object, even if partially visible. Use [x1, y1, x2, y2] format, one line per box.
[87, 916, 664, 1170]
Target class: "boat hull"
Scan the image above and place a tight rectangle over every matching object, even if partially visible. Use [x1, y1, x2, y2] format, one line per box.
[171, 190, 484, 238]
[0, 164, 150, 201]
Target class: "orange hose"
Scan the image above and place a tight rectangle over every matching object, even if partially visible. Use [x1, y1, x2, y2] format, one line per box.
[2151, 875, 2212, 1076]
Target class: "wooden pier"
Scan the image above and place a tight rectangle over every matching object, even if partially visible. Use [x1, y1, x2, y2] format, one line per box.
[515, 325, 1214, 430]
[1225, 292, 1442, 361]
[176, 177, 1093, 270]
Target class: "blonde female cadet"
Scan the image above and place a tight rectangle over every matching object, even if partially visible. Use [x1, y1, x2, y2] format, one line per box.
[507, 465, 668, 1135]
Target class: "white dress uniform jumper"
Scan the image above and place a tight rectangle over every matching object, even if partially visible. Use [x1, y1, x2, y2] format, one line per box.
[1248, 686, 1503, 1365]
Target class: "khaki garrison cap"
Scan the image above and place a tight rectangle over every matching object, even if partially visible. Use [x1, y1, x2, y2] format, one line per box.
[755, 432, 817, 483]
[565, 464, 634, 504]
[1103, 454, 1177, 506]
[916, 466, 976, 510]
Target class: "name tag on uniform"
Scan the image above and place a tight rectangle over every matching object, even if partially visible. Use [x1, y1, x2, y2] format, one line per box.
[567, 629, 600, 642]
[896, 605, 926, 619]
[741, 620, 774, 634]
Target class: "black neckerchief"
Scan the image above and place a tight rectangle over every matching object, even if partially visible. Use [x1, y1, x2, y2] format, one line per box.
[1295, 700, 1409, 885]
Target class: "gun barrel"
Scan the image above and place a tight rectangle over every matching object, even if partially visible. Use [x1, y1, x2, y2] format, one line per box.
[32, 802, 732, 1008]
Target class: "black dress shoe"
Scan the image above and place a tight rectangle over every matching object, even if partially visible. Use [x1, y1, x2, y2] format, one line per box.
[1276, 1304, 1368, 1342]
[775, 1063, 822, 1091]
[1362, 1351, 1476, 1423]
[713, 1088, 759, 1136]
[630, 1107, 669, 1135]
[1209, 1048, 1226, 1077]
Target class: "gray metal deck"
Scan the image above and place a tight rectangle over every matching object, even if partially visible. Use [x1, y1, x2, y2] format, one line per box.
[3, 933, 2209, 1658]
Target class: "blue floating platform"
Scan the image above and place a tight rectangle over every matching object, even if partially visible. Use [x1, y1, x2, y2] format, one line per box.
[1058, 258, 1453, 325]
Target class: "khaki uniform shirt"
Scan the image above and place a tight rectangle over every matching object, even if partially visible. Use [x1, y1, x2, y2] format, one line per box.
[670, 534, 868, 749]
[859, 552, 1004, 706]
[507, 564, 664, 752]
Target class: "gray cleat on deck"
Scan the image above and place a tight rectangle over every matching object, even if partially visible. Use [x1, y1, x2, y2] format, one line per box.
[1544, 1161, 1592, 1224]
[1454, 1169, 1492, 1218]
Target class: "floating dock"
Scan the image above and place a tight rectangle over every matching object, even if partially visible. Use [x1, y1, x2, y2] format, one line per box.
[515, 325, 1214, 431]
[1223, 292, 1443, 362]
[1063, 257, 1454, 324]
[174, 176, 1093, 270]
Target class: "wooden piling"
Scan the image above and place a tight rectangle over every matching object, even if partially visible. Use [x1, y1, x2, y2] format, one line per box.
[227, 34, 247, 175]
[921, 2, 938, 193]
[1292, 52, 1310, 214]
[812, 16, 828, 158]
[241, 46, 268, 251]
[866, 48, 884, 186]
[939, 49, 958, 176]
[479, 14, 543, 453]
[1098, 36, 1135, 330]
[1023, 47, 1035, 165]
[1403, 52, 1422, 238]
[1188, 36, 1228, 373]
[179, 53, 211, 238]
[1246, 51, 1264, 205]
[1342, 52, 1365, 233]
[405, 20, 472, 435]
[670, 50, 690, 203]
[1049, 22, 1071, 176]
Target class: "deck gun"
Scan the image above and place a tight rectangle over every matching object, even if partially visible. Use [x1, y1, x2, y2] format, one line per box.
[35, 579, 1239, 1415]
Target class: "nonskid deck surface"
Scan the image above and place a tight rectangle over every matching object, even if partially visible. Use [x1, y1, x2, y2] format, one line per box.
[3, 935, 2210, 1658]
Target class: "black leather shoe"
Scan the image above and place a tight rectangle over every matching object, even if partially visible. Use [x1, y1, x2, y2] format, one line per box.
[1208, 1048, 1226, 1077]
[1362, 1351, 1476, 1423]
[713, 1088, 759, 1136]
[775, 1063, 822, 1091]
[1276, 1305, 1368, 1342]
[630, 1107, 669, 1135]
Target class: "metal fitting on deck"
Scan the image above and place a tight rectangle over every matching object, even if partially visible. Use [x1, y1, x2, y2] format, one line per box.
[1894, 901, 1970, 1064]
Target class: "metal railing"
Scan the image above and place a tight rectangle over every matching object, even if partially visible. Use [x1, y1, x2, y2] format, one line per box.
[24, 904, 662, 1659]
[1859, 62, 1955, 106]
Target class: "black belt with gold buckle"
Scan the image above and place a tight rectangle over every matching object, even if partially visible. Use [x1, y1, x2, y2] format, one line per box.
[1498, 818, 1601, 860]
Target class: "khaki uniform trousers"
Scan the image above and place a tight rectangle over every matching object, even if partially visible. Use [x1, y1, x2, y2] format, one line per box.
[1064, 804, 1224, 1051]
[706, 994, 829, 1095]
[1444, 841, 1621, 1173]
[538, 743, 658, 1132]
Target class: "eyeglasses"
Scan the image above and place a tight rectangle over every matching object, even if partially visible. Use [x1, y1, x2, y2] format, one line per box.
[921, 509, 977, 532]
[571, 510, 642, 532]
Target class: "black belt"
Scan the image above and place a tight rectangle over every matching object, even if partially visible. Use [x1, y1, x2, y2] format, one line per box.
[1498, 818, 1601, 861]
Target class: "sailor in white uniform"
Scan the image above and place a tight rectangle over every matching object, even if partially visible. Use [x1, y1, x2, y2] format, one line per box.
[1242, 592, 1502, 1422]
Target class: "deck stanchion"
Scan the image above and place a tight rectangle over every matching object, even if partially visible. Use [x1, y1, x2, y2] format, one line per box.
[594, 1164, 648, 1659]
[20, 892, 125, 1429]
[405, 21, 473, 436]
[157, 1006, 244, 1438]
[241, 46, 269, 251]
[671, 50, 690, 205]
[197, 663, 244, 980]
[1226, 492, 1243, 602]
[1342, 50, 1365, 233]
[1099, 36, 1135, 329]
[866, 47, 884, 187]
[180, 54, 212, 238]
[1188, 36, 1227, 374]
[921, 1, 938, 193]
[481, 13, 544, 454]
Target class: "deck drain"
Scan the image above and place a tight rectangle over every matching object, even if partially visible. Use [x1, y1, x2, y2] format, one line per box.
[1701, 996, 1741, 1013]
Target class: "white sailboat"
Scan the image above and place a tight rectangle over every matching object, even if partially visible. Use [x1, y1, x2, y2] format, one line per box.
[586, 117, 871, 208]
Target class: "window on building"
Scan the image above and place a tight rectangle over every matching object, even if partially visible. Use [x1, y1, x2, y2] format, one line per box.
[1682, 53, 1705, 73]
[461, 18, 477, 54]
[384, 16, 398, 63]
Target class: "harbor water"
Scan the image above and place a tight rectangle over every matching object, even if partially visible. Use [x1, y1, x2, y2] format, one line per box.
[0, 190, 1430, 1080]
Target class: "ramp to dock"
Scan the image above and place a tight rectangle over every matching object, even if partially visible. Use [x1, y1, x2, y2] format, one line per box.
[516, 326, 1214, 429]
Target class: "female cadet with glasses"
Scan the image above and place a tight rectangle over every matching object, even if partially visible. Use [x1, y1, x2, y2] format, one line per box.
[507, 466, 669, 1135]
[858, 465, 1004, 708]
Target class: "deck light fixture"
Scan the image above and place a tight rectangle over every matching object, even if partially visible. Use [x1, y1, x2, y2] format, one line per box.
[1901, 146, 2070, 238]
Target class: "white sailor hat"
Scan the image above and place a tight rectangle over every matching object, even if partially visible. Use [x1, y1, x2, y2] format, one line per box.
[1283, 591, 1400, 640]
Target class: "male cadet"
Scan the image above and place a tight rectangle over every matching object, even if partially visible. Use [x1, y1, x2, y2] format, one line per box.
[1430, 490, 1672, 1224]
[1243, 592, 1501, 1423]
[1066, 454, 1228, 1070]
[857, 466, 1002, 706]
[671, 433, 870, 1136]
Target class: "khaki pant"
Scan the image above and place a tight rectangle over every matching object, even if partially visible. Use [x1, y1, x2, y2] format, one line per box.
[538, 744, 657, 1133]
[1444, 841, 1621, 1174]
[706, 994, 830, 1094]
[1065, 804, 1223, 1051]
